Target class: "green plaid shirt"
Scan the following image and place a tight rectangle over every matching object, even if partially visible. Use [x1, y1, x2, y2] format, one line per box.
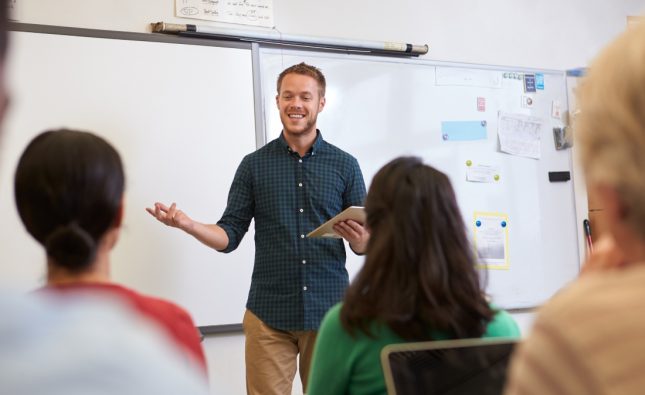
[217, 131, 366, 331]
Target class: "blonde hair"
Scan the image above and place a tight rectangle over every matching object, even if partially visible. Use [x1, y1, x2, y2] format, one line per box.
[576, 23, 645, 238]
[276, 62, 326, 97]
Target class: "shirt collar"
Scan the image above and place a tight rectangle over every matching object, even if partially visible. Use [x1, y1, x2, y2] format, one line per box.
[278, 130, 325, 156]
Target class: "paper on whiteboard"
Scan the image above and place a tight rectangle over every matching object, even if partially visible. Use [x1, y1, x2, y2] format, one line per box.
[497, 112, 543, 159]
[473, 212, 509, 270]
[175, 0, 274, 28]
[435, 67, 502, 88]
[466, 163, 500, 183]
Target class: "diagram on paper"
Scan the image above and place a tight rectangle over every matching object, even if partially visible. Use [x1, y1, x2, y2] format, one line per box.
[473, 212, 510, 270]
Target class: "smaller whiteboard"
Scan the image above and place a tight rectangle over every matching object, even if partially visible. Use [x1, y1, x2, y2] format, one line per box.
[259, 48, 581, 309]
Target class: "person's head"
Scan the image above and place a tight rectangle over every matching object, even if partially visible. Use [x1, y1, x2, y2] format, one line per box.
[275, 63, 326, 139]
[341, 157, 492, 340]
[14, 129, 125, 274]
[575, 23, 645, 255]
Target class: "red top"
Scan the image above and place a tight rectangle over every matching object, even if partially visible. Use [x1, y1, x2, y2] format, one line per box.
[43, 282, 207, 374]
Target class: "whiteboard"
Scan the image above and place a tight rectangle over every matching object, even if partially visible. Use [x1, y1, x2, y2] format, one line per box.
[0, 29, 256, 327]
[259, 48, 581, 309]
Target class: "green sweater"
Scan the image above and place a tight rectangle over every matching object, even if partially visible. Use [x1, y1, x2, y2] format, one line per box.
[307, 303, 520, 395]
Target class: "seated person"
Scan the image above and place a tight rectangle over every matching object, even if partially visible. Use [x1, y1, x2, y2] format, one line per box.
[307, 156, 519, 395]
[504, 22, 645, 395]
[13, 129, 207, 374]
[0, 290, 209, 394]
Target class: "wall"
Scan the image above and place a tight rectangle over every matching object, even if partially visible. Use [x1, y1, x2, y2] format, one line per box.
[10, 0, 645, 69]
[7, 1, 644, 394]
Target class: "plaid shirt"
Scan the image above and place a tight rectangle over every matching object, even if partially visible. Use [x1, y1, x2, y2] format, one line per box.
[217, 131, 366, 331]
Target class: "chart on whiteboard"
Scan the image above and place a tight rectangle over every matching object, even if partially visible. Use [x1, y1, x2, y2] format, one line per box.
[175, 0, 274, 28]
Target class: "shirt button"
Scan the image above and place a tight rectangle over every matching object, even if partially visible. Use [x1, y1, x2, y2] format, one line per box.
[298, 183, 303, 187]
[302, 260, 306, 264]
[303, 286, 307, 291]
[299, 159, 303, 163]
[301, 234, 305, 238]
[299, 208, 303, 213]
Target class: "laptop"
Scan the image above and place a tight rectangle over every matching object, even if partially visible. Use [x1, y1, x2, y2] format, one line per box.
[381, 338, 518, 395]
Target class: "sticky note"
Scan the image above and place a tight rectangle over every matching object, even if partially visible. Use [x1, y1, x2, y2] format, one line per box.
[536, 73, 544, 90]
[441, 121, 487, 141]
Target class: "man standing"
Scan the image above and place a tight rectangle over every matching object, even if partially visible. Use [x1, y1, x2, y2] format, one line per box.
[148, 62, 368, 395]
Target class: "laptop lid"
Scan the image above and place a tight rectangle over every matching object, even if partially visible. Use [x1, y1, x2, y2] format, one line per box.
[381, 338, 518, 395]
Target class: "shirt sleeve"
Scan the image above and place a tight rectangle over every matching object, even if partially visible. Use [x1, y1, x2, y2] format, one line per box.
[307, 304, 353, 395]
[217, 156, 255, 253]
[343, 156, 367, 208]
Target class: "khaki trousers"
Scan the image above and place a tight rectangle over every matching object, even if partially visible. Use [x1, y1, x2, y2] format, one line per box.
[243, 309, 317, 395]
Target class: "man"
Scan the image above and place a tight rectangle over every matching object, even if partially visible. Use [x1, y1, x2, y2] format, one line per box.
[148, 62, 369, 394]
[504, 23, 645, 395]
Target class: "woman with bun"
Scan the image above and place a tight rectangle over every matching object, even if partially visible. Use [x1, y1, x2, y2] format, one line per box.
[14, 129, 207, 374]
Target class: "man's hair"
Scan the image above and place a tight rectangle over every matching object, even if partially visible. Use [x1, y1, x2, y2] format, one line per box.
[575, 23, 645, 239]
[340, 156, 493, 341]
[276, 62, 326, 97]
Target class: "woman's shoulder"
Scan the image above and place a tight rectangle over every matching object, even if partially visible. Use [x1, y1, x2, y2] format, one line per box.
[484, 307, 521, 338]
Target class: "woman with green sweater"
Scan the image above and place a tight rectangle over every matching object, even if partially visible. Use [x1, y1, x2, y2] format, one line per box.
[307, 157, 519, 395]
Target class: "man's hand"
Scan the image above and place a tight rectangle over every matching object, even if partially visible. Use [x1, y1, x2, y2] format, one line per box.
[145, 202, 194, 232]
[333, 219, 370, 254]
[580, 235, 626, 275]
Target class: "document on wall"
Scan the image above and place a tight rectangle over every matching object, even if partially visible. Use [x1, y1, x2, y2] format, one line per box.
[497, 112, 544, 159]
[466, 163, 500, 183]
[473, 212, 510, 270]
[175, 0, 274, 28]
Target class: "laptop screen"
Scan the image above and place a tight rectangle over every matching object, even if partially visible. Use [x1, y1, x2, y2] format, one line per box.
[381, 338, 517, 395]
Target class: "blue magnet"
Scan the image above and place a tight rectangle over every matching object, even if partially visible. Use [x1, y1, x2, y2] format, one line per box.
[481, 120, 487, 127]
[442, 133, 448, 140]
[476, 220, 481, 227]
[501, 221, 507, 228]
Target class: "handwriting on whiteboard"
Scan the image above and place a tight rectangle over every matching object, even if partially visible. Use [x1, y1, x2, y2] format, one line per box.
[175, 0, 274, 28]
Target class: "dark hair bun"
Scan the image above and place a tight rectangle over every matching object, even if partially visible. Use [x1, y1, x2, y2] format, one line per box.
[44, 223, 96, 270]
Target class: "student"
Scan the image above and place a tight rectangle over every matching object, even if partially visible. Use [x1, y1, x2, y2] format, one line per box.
[147, 63, 368, 395]
[504, 23, 645, 395]
[13, 129, 207, 375]
[307, 157, 519, 395]
[0, 291, 210, 395]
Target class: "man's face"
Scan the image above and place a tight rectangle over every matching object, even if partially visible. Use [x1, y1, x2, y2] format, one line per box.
[276, 73, 325, 139]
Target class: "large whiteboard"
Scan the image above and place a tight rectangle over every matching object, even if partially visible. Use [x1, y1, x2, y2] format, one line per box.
[0, 29, 256, 327]
[259, 48, 581, 309]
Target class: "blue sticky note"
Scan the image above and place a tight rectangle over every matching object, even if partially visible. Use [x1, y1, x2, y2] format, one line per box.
[441, 121, 487, 141]
[535, 73, 544, 90]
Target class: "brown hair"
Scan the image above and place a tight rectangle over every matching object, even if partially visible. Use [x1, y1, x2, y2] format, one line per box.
[575, 22, 645, 239]
[341, 157, 494, 340]
[276, 62, 326, 97]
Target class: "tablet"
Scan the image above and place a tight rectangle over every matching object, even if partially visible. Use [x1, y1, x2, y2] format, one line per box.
[306, 206, 366, 238]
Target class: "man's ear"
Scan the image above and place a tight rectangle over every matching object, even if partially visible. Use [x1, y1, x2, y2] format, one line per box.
[318, 96, 326, 113]
[275, 94, 279, 109]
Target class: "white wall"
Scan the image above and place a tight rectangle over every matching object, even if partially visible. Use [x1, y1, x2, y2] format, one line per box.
[7, 1, 643, 394]
[11, 0, 645, 69]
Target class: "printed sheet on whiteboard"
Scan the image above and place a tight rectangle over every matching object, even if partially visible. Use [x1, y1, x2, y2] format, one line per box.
[175, 0, 274, 28]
